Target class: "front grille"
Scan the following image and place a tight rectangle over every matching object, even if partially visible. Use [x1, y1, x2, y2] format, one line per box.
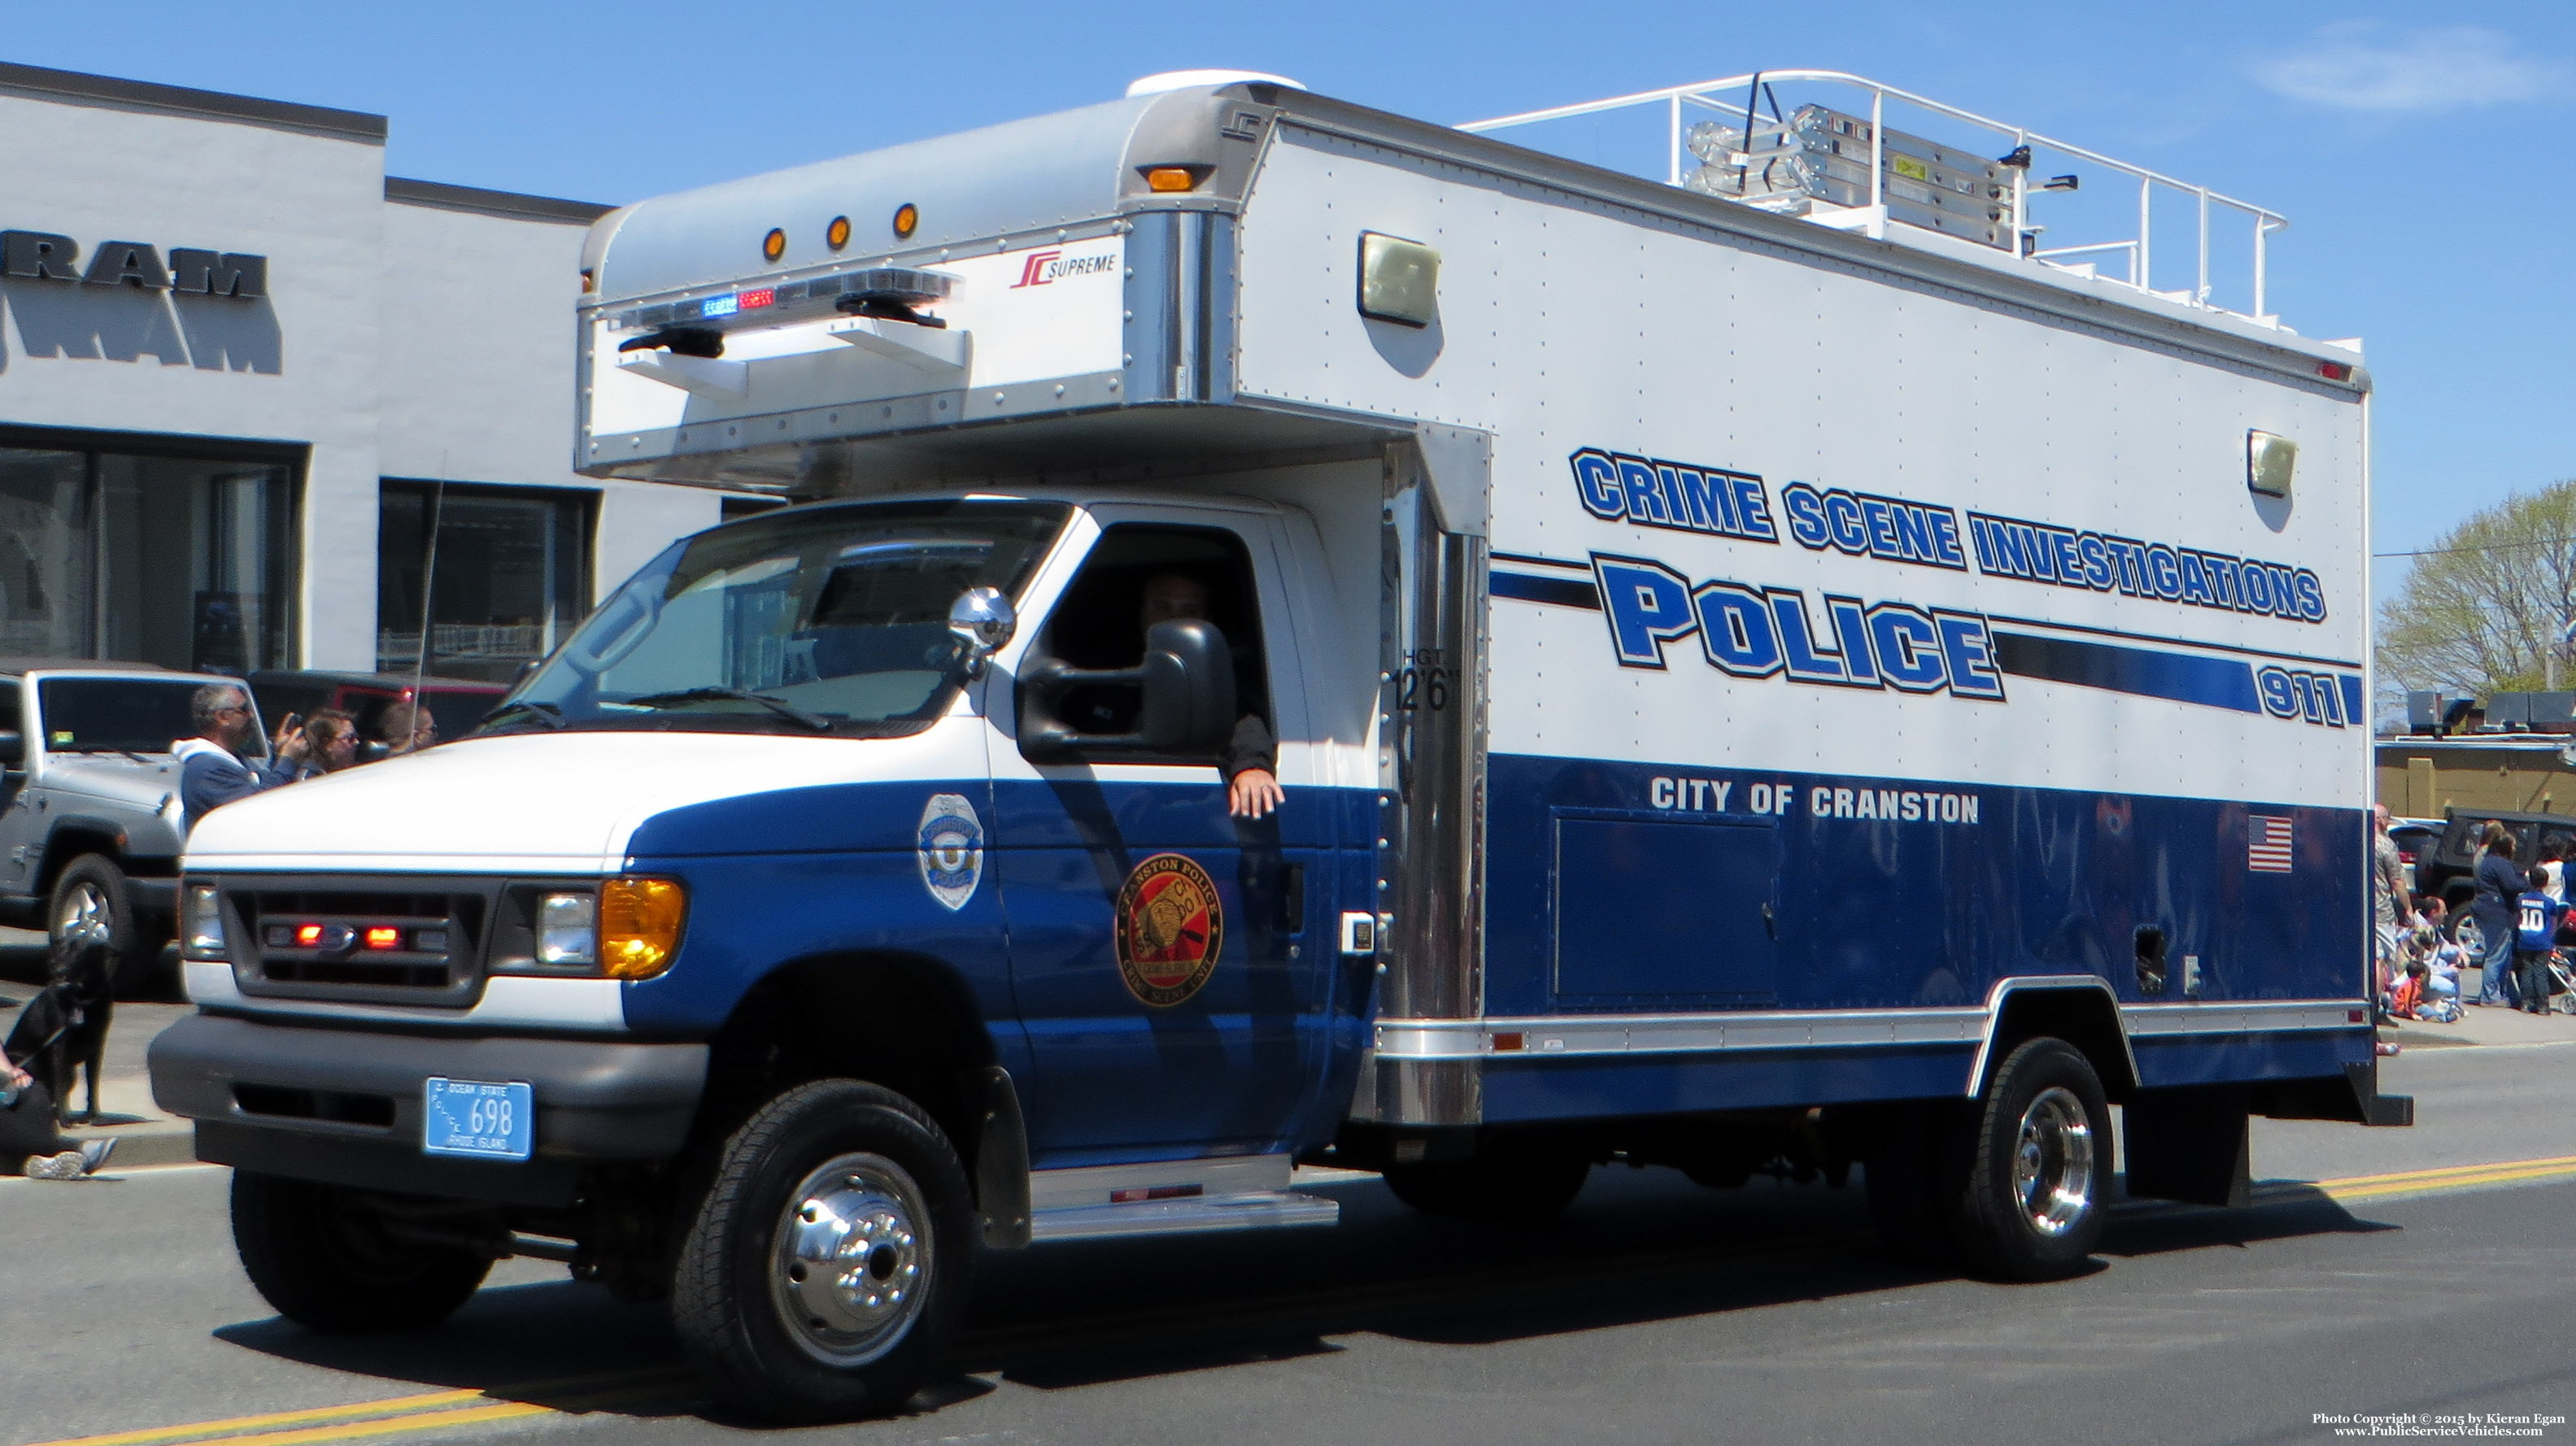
[228, 880, 495, 1009]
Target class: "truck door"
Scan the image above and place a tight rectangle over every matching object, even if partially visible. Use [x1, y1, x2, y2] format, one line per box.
[989, 507, 1340, 1161]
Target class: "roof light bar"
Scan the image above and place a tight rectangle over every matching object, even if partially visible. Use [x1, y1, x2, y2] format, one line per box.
[612, 266, 953, 333]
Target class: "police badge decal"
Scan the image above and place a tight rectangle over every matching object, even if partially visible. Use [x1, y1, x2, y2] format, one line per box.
[916, 793, 984, 911]
[1114, 852, 1224, 1007]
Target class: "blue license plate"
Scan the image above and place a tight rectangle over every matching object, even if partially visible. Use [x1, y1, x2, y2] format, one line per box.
[422, 1078, 534, 1161]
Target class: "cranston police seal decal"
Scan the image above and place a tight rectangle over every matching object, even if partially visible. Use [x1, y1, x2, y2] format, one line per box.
[1114, 852, 1224, 1008]
[916, 794, 984, 912]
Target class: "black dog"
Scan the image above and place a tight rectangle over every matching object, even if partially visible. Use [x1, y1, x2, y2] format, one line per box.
[3, 938, 114, 1126]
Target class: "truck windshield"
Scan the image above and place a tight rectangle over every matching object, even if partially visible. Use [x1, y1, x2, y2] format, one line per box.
[488, 500, 1070, 737]
[37, 677, 233, 756]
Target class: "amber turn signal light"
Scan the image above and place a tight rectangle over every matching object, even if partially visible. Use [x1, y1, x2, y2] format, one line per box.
[599, 877, 686, 980]
[1145, 167, 1197, 193]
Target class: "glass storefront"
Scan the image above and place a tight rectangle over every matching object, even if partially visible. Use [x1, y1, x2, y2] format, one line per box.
[377, 481, 593, 683]
[0, 433, 299, 673]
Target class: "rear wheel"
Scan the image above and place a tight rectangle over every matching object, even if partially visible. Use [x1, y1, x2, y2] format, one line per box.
[231, 1173, 492, 1331]
[49, 854, 164, 999]
[1948, 1038, 2111, 1282]
[671, 1080, 976, 1423]
[1381, 1148, 1590, 1223]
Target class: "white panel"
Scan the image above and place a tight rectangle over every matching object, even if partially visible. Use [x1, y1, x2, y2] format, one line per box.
[1234, 133, 2369, 808]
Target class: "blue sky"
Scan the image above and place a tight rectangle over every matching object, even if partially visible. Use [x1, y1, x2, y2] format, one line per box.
[5, 2, 2568, 608]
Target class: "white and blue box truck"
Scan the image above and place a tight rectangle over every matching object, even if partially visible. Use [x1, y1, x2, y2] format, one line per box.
[151, 68, 2401, 1419]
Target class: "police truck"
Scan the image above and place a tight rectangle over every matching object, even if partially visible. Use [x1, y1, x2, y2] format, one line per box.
[150, 67, 2404, 1420]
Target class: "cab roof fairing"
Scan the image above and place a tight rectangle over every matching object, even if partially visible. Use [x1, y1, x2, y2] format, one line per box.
[581, 84, 1281, 309]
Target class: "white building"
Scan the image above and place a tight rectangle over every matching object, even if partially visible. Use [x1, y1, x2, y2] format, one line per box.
[0, 59, 739, 683]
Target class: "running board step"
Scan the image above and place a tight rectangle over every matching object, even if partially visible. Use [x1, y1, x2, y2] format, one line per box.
[1028, 1190, 1340, 1242]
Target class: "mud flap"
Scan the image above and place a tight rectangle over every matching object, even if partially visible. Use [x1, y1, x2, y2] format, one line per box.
[2123, 1084, 2252, 1209]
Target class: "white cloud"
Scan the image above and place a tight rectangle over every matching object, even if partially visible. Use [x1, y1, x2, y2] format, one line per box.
[2253, 22, 2556, 111]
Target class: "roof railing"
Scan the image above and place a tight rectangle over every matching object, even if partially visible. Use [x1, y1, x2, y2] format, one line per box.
[1460, 70, 2289, 325]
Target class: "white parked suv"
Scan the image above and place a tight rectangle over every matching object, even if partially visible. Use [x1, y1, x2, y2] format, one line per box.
[0, 662, 271, 994]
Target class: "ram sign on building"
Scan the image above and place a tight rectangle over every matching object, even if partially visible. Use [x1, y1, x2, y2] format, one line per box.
[0, 61, 751, 685]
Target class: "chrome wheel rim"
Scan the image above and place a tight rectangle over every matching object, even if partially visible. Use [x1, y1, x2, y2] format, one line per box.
[2011, 1086, 2095, 1237]
[768, 1152, 931, 1367]
[55, 882, 112, 949]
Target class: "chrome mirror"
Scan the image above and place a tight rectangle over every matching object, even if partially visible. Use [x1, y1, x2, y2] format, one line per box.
[948, 586, 1016, 678]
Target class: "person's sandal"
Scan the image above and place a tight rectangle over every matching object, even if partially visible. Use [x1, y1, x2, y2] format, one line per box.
[77, 1139, 116, 1175]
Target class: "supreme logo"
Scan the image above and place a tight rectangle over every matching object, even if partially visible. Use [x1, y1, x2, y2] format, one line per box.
[1009, 247, 1118, 289]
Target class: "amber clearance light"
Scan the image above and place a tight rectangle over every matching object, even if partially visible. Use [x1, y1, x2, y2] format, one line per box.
[1145, 167, 1198, 193]
[599, 877, 686, 980]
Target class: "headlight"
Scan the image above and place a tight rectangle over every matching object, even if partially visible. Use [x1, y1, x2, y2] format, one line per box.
[181, 884, 227, 961]
[599, 878, 686, 981]
[537, 891, 597, 965]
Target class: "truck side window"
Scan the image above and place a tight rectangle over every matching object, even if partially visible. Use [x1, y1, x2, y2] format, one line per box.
[1034, 524, 1271, 765]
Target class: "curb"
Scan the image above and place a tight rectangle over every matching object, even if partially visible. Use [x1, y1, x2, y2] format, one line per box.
[66, 1121, 199, 1169]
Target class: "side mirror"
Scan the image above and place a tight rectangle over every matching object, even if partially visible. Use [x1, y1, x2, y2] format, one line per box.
[1018, 618, 1236, 760]
[0, 730, 21, 767]
[948, 586, 1017, 679]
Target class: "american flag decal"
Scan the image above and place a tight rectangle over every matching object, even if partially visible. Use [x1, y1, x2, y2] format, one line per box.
[2247, 816, 2295, 873]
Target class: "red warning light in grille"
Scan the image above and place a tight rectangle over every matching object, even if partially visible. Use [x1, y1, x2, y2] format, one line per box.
[738, 287, 775, 310]
[295, 924, 324, 947]
[364, 926, 402, 950]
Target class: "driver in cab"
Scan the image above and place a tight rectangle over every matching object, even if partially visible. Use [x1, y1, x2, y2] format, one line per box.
[1138, 573, 1282, 820]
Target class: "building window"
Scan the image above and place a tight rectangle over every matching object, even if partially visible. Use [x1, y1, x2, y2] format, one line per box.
[0, 432, 299, 673]
[377, 481, 593, 683]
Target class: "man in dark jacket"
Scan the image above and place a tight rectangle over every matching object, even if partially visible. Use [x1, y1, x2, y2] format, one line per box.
[1140, 573, 1282, 819]
[2470, 830, 2527, 1008]
[172, 683, 304, 831]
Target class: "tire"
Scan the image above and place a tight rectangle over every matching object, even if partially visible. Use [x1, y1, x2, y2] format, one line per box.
[49, 854, 163, 999]
[671, 1080, 977, 1423]
[230, 1172, 492, 1332]
[1948, 1038, 2112, 1283]
[2452, 913, 2485, 959]
[1380, 1148, 1590, 1223]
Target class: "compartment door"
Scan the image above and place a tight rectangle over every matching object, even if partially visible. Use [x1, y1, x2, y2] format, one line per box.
[1551, 809, 1781, 1007]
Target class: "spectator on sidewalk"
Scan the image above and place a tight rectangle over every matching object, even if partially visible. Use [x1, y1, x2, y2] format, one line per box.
[1, 1057, 114, 1180]
[283, 708, 361, 780]
[374, 700, 438, 759]
[172, 684, 307, 831]
[2372, 805, 2417, 1000]
[2472, 831, 2527, 1008]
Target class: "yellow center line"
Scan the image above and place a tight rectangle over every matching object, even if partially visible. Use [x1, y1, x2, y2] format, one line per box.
[33, 1392, 489, 1446]
[143, 1402, 556, 1446]
[2322, 1161, 2576, 1202]
[21, 1372, 678, 1446]
[2314, 1153, 2576, 1190]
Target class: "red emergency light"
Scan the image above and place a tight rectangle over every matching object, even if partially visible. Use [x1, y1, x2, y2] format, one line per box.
[295, 924, 323, 947]
[364, 927, 402, 950]
[738, 287, 776, 310]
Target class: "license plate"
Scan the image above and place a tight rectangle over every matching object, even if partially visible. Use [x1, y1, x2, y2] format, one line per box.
[422, 1078, 534, 1161]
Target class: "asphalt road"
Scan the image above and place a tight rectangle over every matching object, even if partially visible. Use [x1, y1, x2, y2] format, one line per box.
[5, 1043, 2574, 1446]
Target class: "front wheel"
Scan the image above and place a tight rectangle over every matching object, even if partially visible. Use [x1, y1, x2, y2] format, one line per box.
[1949, 1038, 2111, 1282]
[231, 1173, 492, 1331]
[50, 854, 163, 999]
[672, 1080, 977, 1423]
